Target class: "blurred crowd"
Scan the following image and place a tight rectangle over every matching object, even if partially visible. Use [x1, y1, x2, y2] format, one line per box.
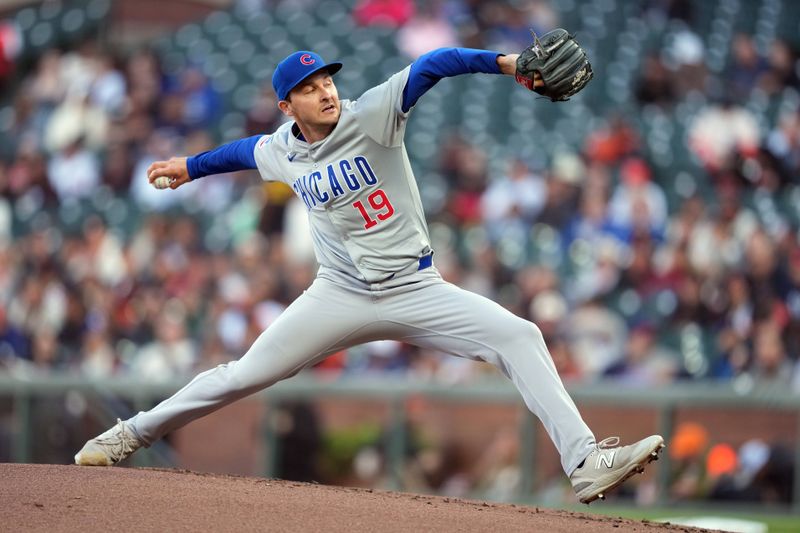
[0, 0, 800, 398]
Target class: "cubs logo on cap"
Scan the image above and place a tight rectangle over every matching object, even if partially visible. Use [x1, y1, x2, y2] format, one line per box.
[272, 51, 343, 101]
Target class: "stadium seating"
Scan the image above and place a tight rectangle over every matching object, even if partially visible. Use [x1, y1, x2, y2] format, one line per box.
[9, 0, 110, 56]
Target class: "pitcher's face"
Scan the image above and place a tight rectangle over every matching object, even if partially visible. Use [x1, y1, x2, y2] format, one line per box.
[280, 72, 341, 129]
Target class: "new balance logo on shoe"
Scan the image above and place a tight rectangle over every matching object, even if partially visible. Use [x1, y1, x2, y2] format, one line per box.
[596, 450, 616, 469]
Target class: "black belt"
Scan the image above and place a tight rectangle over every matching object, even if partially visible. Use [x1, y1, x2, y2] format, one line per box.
[418, 253, 433, 270]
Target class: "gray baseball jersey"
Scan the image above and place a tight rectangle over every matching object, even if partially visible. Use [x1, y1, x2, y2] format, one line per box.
[124, 65, 598, 478]
[253, 67, 431, 284]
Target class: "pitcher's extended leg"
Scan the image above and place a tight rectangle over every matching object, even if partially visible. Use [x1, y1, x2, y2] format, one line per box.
[76, 278, 380, 464]
[130, 278, 382, 444]
[378, 278, 595, 475]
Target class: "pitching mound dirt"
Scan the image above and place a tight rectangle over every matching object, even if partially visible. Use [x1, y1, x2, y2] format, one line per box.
[1, 463, 706, 532]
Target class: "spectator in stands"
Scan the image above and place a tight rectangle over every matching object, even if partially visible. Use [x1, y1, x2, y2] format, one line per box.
[6, 268, 67, 347]
[459, 239, 514, 302]
[128, 306, 195, 381]
[29, 50, 65, 123]
[635, 55, 677, 108]
[744, 228, 785, 320]
[57, 284, 86, 362]
[567, 300, 627, 380]
[2, 91, 33, 161]
[779, 246, 800, 359]
[726, 34, 769, 104]
[584, 115, 640, 166]
[749, 320, 793, 387]
[528, 289, 567, 342]
[766, 109, 800, 180]
[0, 20, 21, 85]
[483, 3, 538, 52]
[46, 135, 100, 202]
[81, 216, 128, 287]
[614, 233, 672, 304]
[665, 26, 707, 97]
[44, 87, 109, 155]
[90, 53, 127, 117]
[526, 290, 580, 383]
[0, 306, 28, 362]
[514, 263, 560, 313]
[245, 87, 282, 136]
[689, 97, 760, 172]
[101, 142, 134, 193]
[568, 238, 624, 305]
[481, 158, 546, 242]
[438, 132, 470, 184]
[723, 271, 754, 337]
[563, 188, 617, 248]
[79, 329, 116, 377]
[608, 157, 669, 241]
[445, 143, 489, 226]
[604, 323, 678, 386]
[29, 327, 61, 373]
[670, 276, 720, 328]
[537, 152, 584, 230]
[759, 39, 800, 95]
[60, 41, 101, 101]
[174, 67, 221, 130]
[126, 49, 162, 105]
[687, 180, 758, 279]
[396, 2, 460, 60]
[528, 0, 559, 34]
[353, 0, 415, 27]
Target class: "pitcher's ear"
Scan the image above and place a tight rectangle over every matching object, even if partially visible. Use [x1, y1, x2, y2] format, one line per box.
[278, 100, 293, 117]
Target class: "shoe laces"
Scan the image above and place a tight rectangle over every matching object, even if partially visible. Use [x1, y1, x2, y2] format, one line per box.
[597, 436, 620, 449]
[96, 418, 138, 460]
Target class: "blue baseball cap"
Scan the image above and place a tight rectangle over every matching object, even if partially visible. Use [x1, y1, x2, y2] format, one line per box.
[272, 51, 343, 101]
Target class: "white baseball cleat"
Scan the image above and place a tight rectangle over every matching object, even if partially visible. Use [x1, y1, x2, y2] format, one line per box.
[74, 419, 144, 466]
[570, 434, 665, 504]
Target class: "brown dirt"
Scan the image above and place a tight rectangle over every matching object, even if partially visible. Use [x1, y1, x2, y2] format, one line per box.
[0, 463, 709, 532]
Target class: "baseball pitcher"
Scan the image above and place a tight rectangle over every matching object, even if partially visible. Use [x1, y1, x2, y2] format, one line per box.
[75, 32, 664, 504]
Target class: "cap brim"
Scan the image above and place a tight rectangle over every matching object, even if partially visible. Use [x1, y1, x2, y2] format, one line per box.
[296, 61, 343, 88]
[324, 62, 343, 75]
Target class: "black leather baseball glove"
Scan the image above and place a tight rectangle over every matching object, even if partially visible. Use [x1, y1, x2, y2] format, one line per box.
[515, 28, 593, 102]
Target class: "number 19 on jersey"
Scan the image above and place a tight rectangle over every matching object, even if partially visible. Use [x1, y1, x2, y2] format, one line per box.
[352, 189, 395, 229]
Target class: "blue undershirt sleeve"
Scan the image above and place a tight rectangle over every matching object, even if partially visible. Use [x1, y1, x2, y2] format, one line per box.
[186, 135, 261, 180]
[401, 48, 503, 113]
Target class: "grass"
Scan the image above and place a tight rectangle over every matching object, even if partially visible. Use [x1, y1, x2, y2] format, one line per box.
[571, 503, 800, 533]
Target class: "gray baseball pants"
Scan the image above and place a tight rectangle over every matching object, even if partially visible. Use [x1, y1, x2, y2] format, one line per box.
[129, 269, 596, 475]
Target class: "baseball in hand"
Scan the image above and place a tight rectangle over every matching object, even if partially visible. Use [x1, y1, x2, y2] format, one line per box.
[152, 176, 175, 190]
